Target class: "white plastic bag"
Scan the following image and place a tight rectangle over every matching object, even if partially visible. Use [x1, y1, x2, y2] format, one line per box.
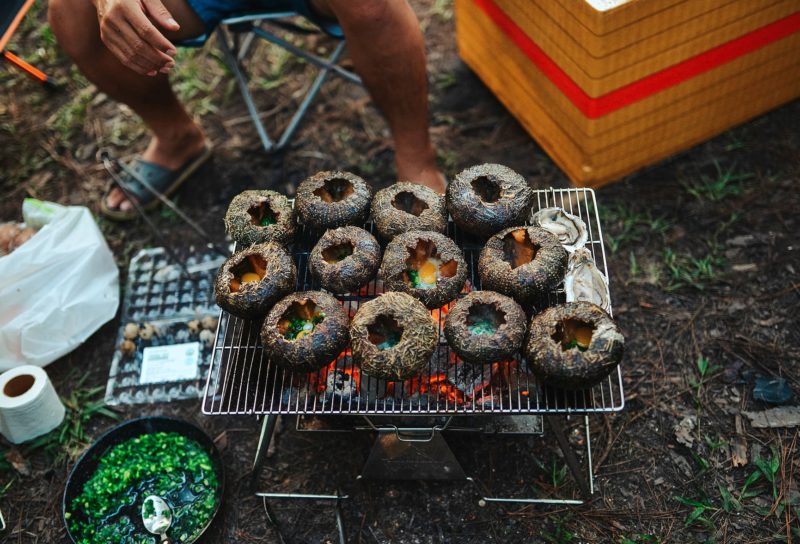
[0, 199, 119, 369]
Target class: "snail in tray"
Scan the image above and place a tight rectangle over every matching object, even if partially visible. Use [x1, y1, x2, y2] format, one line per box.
[260, 291, 350, 372]
[350, 291, 438, 381]
[378, 230, 468, 309]
[446, 163, 533, 239]
[308, 226, 381, 294]
[524, 301, 624, 390]
[444, 291, 527, 365]
[224, 189, 297, 246]
[371, 182, 447, 240]
[295, 171, 373, 231]
[478, 226, 568, 307]
[213, 242, 297, 319]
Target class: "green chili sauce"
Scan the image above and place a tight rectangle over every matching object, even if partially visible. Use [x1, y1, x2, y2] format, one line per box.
[67, 432, 220, 544]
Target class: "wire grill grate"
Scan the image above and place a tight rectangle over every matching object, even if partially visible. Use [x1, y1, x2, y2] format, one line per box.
[202, 188, 624, 416]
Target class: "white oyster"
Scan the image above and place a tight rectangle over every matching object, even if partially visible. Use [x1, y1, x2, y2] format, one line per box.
[530, 207, 588, 252]
[564, 248, 610, 312]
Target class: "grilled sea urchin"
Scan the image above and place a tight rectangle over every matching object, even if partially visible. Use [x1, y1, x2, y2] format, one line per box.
[224, 190, 297, 246]
[446, 164, 532, 238]
[295, 171, 372, 231]
[371, 182, 447, 240]
[308, 226, 381, 294]
[478, 226, 568, 307]
[378, 230, 467, 309]
[260, 291, 349, 372]
[444, 291, 526, 365]
[350, 292, 438, 380]
[525, 302, 624, 390]
[214, 243, 296, 319]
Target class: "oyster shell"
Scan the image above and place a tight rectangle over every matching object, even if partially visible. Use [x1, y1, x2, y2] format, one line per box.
[564, 248, 610, 312]
[530, 207, 588, 252]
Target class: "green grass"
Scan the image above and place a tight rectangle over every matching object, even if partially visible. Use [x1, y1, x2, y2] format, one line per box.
[620, 535, 661, 544]
[22, 376, 119, 465]
[550, 458, 568, 489]
[661, 246, 725, 291]
[600, 204, 670, 254]
[541, 515, 575, 544]
[682, 161, 754, 202]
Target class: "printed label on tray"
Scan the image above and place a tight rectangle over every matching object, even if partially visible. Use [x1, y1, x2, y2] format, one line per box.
[139, 342, 200, 384]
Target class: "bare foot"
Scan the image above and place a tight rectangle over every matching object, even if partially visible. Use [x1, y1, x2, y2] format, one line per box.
[106, 124, 207, 212]
[396, 148, 447, 194]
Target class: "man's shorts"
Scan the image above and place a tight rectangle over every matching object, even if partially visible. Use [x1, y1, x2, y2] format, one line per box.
[183, 0, 343, 44]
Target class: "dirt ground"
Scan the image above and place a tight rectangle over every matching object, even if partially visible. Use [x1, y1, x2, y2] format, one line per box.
[1, 1, 799, 543]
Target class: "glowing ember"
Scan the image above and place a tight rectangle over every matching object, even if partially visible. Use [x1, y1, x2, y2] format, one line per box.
[316, 357, 361, 397]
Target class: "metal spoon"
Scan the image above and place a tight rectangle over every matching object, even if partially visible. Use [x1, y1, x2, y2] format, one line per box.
[142, 495, 173, 543]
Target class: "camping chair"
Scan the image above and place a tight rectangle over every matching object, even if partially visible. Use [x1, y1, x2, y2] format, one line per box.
[185, 10, 362, 153]
[1, 0, 55, 89]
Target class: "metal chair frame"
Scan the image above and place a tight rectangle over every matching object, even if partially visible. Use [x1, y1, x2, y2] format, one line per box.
[215, 12, 363, 153]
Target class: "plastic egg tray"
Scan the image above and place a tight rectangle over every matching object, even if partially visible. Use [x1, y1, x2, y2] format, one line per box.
[105, 247, 225, 405]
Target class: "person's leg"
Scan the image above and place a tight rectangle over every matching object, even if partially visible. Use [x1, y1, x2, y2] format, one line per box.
[48, 0, 209, 212]
[310, 0, 445, 193]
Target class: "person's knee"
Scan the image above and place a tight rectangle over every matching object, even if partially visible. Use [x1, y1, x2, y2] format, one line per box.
[324, 0, 395, 31]
[48, 0, 100, 61]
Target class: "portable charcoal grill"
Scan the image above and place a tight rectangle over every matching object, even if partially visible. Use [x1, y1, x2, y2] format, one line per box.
[202, 187, 625, 542]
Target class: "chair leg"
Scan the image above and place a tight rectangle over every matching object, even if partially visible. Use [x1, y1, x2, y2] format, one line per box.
[216, 28, 275, 152]
[276, 40, 346, 150]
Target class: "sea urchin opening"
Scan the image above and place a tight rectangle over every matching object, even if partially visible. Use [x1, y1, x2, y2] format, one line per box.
[278, 300, 326, 341]
[247, 200, 278, 227]
[322, 241, 354, 264]
[367, 314, 404, 350]
[391, 191, 429, 216]
[466, 303, 506, 336]
[471, 175, 501, 203]
[230, 254, 267, 292]
[404, 239, 457, 289]
[502, 229, 538, 269]
[553, 318, 595, 351]
[314, 178, 354, 202]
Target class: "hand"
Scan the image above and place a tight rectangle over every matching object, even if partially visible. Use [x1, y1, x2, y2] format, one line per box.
[94, 0, 180, 76]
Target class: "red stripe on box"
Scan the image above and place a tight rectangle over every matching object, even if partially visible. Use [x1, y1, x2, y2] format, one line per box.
[473, 0, 800, 118]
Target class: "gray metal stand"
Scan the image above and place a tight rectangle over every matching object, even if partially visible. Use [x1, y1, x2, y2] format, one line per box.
[250, 414, 595, 543]
[215, 14, 362, 153]
[252, 415, 348, 544]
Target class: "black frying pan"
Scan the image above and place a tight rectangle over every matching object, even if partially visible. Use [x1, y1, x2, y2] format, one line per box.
[63, 416, 225, 543]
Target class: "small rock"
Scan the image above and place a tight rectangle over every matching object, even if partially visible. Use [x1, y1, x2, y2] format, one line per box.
[674, 415, 696, 447]
[669, 450, 693, 478]
[727, 234, 756, 247]
[732, 263, 757, 272]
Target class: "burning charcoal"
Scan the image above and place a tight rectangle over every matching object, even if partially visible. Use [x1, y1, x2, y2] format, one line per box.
[450, 363, 494, 400]
[323, 364, 361, 399]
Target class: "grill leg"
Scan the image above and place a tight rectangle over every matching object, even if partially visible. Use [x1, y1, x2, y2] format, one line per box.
[251, 415, 279, 492]
[546, 415, 592, 499]
[335, 492, 346, 544]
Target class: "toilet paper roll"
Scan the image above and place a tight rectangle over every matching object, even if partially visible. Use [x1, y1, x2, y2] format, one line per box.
[0, 365, 66, 444]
